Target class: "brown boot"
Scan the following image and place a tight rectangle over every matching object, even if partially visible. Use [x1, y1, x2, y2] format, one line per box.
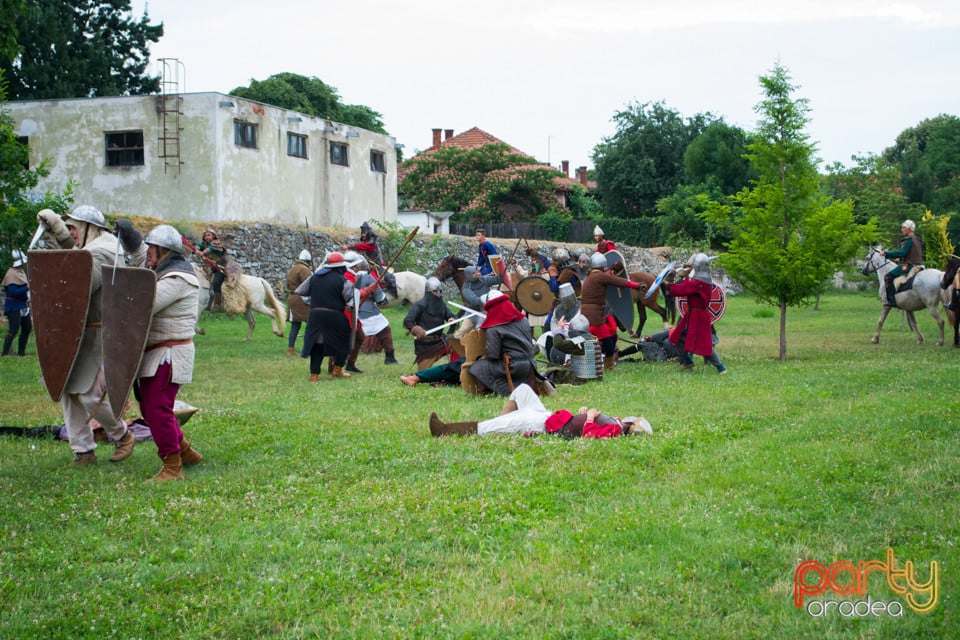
[179, 437, 203, 466]
[310, 373, 320, 382]
[331, 365, 351, 378]
[110, 429, 136, 462]
[72, 450, 97, 465]
[211, 293, 222, 313]
[287, 347, 295, 356]
[429, 412, 478, 437]
[151, 452, 184, 481]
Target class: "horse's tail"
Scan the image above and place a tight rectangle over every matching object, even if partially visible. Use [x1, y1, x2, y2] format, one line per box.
[261, 278, 287, 335]
[665, 293, 677, 324]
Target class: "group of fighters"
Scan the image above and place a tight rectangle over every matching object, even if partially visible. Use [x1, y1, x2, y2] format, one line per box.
[22, 206, 202, 479]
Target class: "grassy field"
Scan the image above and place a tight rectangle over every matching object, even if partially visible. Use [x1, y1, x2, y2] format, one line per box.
[0, 291, 956, 639]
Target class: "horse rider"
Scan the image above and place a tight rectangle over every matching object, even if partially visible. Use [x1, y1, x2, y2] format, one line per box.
[193, 225, 228, 312]
[594, 225, 616, 254]
[34, 206, 141, 465]
[883, 219, 924, 308]
[343, 221, 385, 267]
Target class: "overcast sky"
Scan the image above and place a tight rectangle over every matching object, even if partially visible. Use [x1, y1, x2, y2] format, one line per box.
[132, 0, 959, 172]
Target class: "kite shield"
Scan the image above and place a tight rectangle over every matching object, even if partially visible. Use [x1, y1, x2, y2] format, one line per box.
[102, 266, 156, 419]
[605, 250, 627, 276]
[515, 276, 554, 316]
[645, 261, 676, 299]
[28, 250, 92, 402]
[605, 280, 635, 331]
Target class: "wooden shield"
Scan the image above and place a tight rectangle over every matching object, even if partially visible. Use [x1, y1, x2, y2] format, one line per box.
[489, 254, 511, 290]
[606, 280, 635, 330]
[605, 250, 627, 276]
[677, 284, 727, 324]
[28, 250, 92, 402]
[102, 266, 156, 419]
[515, 276, 554, 316]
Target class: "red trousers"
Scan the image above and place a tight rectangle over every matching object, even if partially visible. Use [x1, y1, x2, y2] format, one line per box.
[136, 362, 183, 458]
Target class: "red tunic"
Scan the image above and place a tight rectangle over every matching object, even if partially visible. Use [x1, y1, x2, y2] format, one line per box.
[667, 278, 714, 357]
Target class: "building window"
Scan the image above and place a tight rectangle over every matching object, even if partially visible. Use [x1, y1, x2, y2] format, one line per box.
[287, 133, 308, 159]
[104, 130, 144, 167]
[17, 136, 30, 169]
[370, 150, 386, 173]
[234, 120, 257, 148]
[330, 142, 348, 166]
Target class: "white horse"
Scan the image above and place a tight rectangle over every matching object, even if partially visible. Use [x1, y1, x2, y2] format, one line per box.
[380, 271, 426, 308]
[860, 246, 951, 346]
[193, 265, 286, 341]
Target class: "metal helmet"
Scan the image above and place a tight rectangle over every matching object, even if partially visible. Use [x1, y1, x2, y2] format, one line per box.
[558, 282, 577, 308]
[298, 249, 312, 262]
[589, 252, 607, 270]
[343, 250, 365, 268]
[145, 224, 185, 253]
[552, 247, 570, 264]
[593, 225, 604, 237]
[360, 221, 371, 232]
[569, 314, 590, 334]
[425, 276, 442, 293]
[66, 205, 108, 229]
[11, 249, 27, 268]
[691, 252, 714, 284]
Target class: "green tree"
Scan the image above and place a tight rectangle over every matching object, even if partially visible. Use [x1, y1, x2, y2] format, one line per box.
[592, 101, 714, 218]
[230, 73, 387, 134]
[0, 0, 26, 64]
[399, 143, 544, 219]
[823, 154, 923, 233]
[0, 84, 74, 270]
[2, 0, 162, 99]
[704, 63, 874, 360]
[683, 120, 756, 195]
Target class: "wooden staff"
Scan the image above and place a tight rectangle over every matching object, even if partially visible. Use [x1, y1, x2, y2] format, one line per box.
[376, 226, 419, 287]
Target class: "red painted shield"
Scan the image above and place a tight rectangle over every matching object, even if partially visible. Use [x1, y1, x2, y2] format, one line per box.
[677, 284, 726, 324]
[28, 250, 92, 401]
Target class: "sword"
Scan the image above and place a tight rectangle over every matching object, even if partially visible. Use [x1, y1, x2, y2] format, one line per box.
[447, 300, 486, 320]
[112, 234, 122, 284]
[424, 315, 473, 336]
[27, 223, 45, 250]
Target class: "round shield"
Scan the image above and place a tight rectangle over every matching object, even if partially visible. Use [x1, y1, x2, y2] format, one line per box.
[677, 284, 726, 324]
[645, 261, 676, 299]
[515, 276, 554, 316]
[605, 250, 627, 276]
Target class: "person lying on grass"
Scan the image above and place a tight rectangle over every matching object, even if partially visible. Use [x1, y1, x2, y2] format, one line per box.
[428, 383, 652, 438]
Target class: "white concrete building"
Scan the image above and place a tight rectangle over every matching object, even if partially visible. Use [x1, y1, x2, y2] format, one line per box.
[6, 92, 398, 227]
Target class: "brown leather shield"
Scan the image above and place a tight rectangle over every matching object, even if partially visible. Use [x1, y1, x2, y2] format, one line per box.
[606, 279, 635, 330]
[28, 250, 92, 401]
[605, 249, 627, 276]
[515, 276, 554, 316]
[102, 266, 156, 419]
[459, 328, 486, 395]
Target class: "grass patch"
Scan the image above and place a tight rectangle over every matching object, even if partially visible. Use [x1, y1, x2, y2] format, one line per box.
[0, 292, 956, 638]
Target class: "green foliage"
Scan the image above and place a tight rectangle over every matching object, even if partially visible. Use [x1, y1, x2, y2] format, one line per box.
[0, 0, 26, 63]
[705, 62, 875, 360]
[683, 120, 757, 195]
[822, 153, 923, 232]
[882, 114, 960, 218]
[586, 216, 661, 247]
[399, 144, 557, 223]
[917, 209, 954, 269]
[565, 184, 601, 219]
[230, 72, 387, 134]
[593, 101, 715, 218]
[535, 210, 572, 242]
[2, 0, 162, 99]
[0, 96, 75, 270]
[656, 183, 732, 249]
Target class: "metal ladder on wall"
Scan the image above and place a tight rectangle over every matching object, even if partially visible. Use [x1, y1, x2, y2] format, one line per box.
[157, 58, 185, 173]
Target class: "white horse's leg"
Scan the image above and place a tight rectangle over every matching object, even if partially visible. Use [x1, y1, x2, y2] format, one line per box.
[241, 308, 256, 341]
[871, 306, 893, 343]
[249, 299, 281, 336]
[906, 311, 925, 345]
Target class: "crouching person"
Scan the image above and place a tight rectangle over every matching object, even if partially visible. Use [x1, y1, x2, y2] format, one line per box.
[119, 221, 203, 480]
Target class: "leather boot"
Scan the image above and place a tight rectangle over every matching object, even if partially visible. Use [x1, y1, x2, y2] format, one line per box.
[211, 293, 222, 313]
[331, 365, 351, 378]
[345, 362, 363, 373]
[310, 373, 319, 382]
[946, 290, 959, 312]
[384, 351, 399, 364]
[109, 429, 136, 462]
[603, 354, 617, 370]
[72, 450, 97, 465]
[179, 437, 202, 466]
[287, 346, 295, 356]
[152, 452, 184, 481]
[884, 275, 898, 307]
[429, 412, 478, 437]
